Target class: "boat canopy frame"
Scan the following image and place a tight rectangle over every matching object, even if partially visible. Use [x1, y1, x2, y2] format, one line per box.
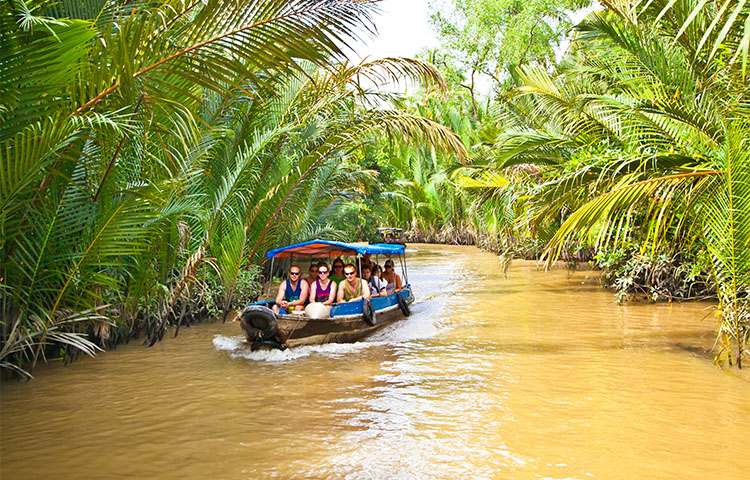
[265, 239, 405, 258]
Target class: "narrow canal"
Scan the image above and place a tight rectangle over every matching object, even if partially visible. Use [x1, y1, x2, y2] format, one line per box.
[2, 245, 748, 479]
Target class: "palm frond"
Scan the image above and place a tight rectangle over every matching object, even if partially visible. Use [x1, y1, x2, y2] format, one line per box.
[542, 170, 720, 264]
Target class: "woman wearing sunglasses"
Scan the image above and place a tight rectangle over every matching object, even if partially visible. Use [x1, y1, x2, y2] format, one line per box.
[381, 259, 402, 294]
[309, 262, 337, 306]
[336, 264, 371, 303]
[303, 263, 319, 289]
[330, 257, 346, 286]
[272, 265, 309, 314]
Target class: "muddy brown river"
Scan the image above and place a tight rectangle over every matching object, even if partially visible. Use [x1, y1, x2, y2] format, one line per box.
[1, 245, 749, 479]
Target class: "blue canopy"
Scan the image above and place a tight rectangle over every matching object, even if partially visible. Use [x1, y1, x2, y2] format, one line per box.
[265, 239, 405, 259]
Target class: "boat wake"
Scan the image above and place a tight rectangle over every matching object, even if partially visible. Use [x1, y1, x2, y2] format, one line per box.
[212, 335, 383, 362]
[368, 303, 444, 343]
[213, 300, 453, 362]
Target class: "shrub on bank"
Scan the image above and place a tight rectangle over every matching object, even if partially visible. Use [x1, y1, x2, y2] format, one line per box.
[595, 249, 715, 303]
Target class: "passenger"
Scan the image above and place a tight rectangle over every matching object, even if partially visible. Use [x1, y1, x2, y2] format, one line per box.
[303, 263, 319, 288]
[360, 253, 373, 271]
[309, 262, 337, 306]
[337, 263, 371, 303]
[362, 265, 386, 297]
[371, 263, 383, 279]
[330, 257, 346, 286]
[272, 265, 308, 314]
[381, 259, 402, 294]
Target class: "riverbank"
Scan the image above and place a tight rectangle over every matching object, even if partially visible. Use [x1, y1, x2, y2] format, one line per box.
[402, 231, 717, 303]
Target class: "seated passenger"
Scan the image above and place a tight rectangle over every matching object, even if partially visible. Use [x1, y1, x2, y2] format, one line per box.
[330, 257, 346, 286]
[362, 265, 386, 297]
[272, 265, 308, 314]
[309, 262, 337, 306]
[381, 259, 402, 294]
[337, 264, 371, 303]
[303, 263, 319, 289]
[360, 253, 373, 271]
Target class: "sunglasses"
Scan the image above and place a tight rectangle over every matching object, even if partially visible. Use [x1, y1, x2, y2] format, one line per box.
[334, 265, 343, 269]
[344, 271, 356, 276]
[318, 269, 328, 274]
[310, 269, 319, 273]
[289, 271, 300, 275]
[385, 265, 393, 269]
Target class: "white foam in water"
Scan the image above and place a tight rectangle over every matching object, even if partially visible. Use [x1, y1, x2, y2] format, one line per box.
[212, 335, 386, 362]
[213, 299, 455, 363]
[368, 304, 444, 343]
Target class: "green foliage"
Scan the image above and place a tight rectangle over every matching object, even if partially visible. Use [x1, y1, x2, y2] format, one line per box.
[595, 248, 714, 303]
[449, 0, 750, 366]
[430, 0, 591, 72]
[0, 0, 467, 377]
[358, 0, 749, 366]
[428, 0, 592, 114]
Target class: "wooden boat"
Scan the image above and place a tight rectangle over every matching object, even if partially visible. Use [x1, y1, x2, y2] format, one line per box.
[241, 239, 414, 349]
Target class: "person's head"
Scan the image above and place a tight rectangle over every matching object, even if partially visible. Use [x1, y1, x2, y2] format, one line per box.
[361, 265, 371, 280]
[288, 265, 302, 279]
[317, 262, 329, 279]
[332, 257, 345, 275]
[384, 259, 395, 272]
[371, 264, 382, 277]
[308, 263, 319, 278]
[343, 263, 357, 281]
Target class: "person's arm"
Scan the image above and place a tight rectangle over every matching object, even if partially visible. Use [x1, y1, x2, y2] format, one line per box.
[309, 282, 317, 303]
[275, 282, 287, 308]
[337, 283, 346, 303]
[325, 282, 337, 305]
[395, 273, 402, 292]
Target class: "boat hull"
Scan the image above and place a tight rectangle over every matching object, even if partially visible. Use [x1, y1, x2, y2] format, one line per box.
[243, 288, 414, 348]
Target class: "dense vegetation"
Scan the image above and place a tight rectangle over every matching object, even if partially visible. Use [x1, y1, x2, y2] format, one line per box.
[1, 0, 748, 375]
[352, 0, 750, 367]
[0, 0, 466, 377]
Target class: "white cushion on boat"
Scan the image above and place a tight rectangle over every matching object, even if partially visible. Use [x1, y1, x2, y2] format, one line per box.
[305, 302, 330, 319]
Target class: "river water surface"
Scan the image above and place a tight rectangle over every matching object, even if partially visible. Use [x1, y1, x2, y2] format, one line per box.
[2, 245, 749, 479]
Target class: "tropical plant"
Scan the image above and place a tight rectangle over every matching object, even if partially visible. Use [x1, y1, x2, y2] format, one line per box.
[453, 0, 750, 366]
[0, 0, 469, 377]
[428, 0, 592, 113]
[191, 57, 466, 319]
[643, 0, 750, 79]
[365, 91, 479, 242]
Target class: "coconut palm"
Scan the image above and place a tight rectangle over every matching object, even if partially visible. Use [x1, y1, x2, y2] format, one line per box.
[463, 2, 749, 365]
[187, 58, 465, 320]
[0, 0, 469, 376]
[370, 93, 478, 241]
[639, 0, 750, 80]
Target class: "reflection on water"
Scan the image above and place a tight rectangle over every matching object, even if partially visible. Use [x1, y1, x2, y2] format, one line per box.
[2, 245, 749, 479]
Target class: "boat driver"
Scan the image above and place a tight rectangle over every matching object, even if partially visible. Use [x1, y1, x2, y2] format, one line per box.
[272, 265, 309, 314]
[337, 264, 371, 303]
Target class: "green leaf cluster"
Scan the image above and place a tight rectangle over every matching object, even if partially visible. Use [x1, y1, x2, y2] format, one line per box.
[0, 0, 466, 376]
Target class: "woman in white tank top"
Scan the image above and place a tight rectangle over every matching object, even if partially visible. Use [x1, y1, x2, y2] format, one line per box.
[381, 259, 402, 294]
